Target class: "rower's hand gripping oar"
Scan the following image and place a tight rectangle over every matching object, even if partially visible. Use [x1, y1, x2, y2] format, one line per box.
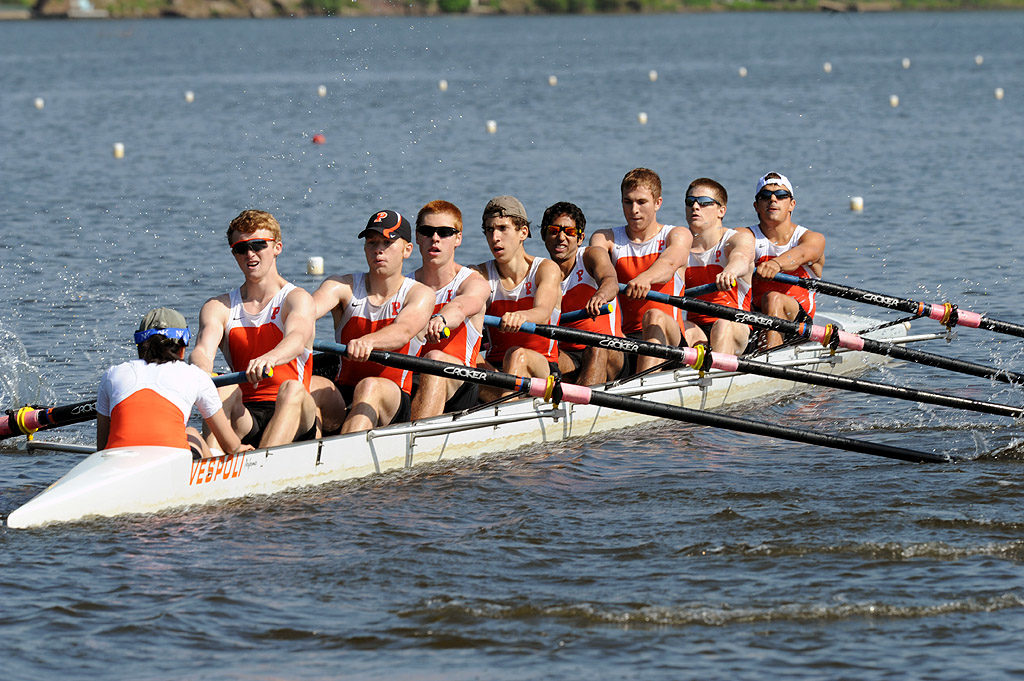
[312, 340, 950, 464]
[769, 272, 1024, 340]
[483, 316, 1024, 419]
[0, 370, 264, 441]
[623, 284, 1024, 386]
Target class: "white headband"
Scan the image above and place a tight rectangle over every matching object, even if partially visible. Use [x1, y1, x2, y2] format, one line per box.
[755, 173, 794, 196]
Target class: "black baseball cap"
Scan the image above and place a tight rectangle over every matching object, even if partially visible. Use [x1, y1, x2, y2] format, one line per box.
[357, 210, 412, 242]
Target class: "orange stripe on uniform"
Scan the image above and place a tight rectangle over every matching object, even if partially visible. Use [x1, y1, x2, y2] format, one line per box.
[106, 388, 188, 449]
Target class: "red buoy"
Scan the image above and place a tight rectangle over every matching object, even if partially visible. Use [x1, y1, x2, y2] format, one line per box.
[312, 134, 326, 145]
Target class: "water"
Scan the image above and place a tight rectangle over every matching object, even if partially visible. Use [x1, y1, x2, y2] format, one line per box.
[2, 11, 1024, 679]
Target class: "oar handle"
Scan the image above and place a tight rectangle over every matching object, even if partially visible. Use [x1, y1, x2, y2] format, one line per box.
[559, 302, 614, 325]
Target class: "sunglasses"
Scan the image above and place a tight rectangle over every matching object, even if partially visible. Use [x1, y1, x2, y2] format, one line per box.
[230, 238, 270, 255]
[684, 195, 721, 208]
[543, 224, 580, 238]
[416, 225, 459, 238]
[755, 189, 793, 202]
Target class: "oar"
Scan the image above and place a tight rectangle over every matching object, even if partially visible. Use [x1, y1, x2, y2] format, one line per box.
[0, 371, 253, 440]
[770, 273, 1024, 339]
[483, 316, 1024, 419]
[313, 340, 949, 464]
[559, 302, 614, 325]
[623, 284, 1024, 386]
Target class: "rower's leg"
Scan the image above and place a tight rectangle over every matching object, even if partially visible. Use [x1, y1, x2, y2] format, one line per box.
[710, 319, 751, 356]
[311, 375, 346, 434]
[259, 380, 318, 448]
[638, 309, 682, 373]
[210, 384, 252, 446]
[411, 350, 462, 420]
[187, 426, 212, 459]
[342, 377, 402, 433]
[577, 346, 609, 386]
[759, 292, 801, 349]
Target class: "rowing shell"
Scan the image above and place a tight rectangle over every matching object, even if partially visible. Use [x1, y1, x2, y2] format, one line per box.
[6, 312, 922, 529]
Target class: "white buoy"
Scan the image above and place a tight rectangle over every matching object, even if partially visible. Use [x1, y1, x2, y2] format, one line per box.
[184, 90, 194, 103]
[637, 111, 648, 125]
[889, 94, 900, 108]
[548, 75, 558, 87]
[823, 61, 832, 74]
[902, 57, 911, 69]
[974, 54, 984, 66]
[33, 97, 44, 110]
[486, 120, 497, 134]
[850, 196, 864, 212]
[113, 142, 125, 159]
[438, 79, 448, 92]
[317, 84, 327, 98]
[738, 66, 748, 77]
[995, 87, 1004, 100]
[648, 69, 658, 82]
[306, 256, 324, 276]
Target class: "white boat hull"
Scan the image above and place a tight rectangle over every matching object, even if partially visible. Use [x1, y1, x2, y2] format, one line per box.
[7, 313, 911, 529]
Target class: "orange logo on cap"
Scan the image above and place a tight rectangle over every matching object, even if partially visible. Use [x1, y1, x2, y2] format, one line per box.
[373, 211, 403, 238]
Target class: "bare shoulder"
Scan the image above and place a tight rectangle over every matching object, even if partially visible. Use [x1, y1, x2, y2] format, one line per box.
[589, 228, 615, 248]
[199, 293, 231, 319]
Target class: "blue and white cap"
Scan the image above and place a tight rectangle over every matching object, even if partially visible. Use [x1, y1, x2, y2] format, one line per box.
[755, 172, 794, 197]
[134, 307, 190, 345]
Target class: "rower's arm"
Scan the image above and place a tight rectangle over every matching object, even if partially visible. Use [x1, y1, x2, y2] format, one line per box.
[755, 229, 826, 279]
[582, 245, 620, 317]
[311, 275, 353, 320]
[190, 296, 229, 374]
[346, 282, 435, 362]
[205, 408, 252, 456]
[257, 287, 315, 369]
[96, 414, 110, 451]
[720, 229, 755, 289]
[440, 270, 490, 329]
[518, 259, 563, 325]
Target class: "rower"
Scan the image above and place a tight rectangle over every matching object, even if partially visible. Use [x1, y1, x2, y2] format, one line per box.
[589, 168, 695, 374]
[539, 201, 624, 385]
[99, 307, 254, 459]
[681, 178, 755, 355]
[311, 210, 434, 433]
[410, 200, 490, 420]
[191, 209, 320, 448]
[474, 195, 562, 401]
[748, 172, 825, 349]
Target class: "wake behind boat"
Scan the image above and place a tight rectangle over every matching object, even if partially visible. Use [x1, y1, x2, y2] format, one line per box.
[6, 311, 928, 529]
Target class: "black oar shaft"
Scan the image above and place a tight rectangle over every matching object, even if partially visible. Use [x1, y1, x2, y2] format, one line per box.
[489, 318, 1024, 419]
[771, 273, 1024, 339]
[634, 286, 1024, 385]
[313, 340, 948, 464]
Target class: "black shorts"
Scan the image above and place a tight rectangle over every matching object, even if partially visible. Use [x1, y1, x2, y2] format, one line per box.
[443, 380, 481, 413]
[338, 384, 412, 428]
[242, 401, 318, 448]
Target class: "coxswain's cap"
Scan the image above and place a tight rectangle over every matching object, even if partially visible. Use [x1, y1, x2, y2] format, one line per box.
[134, 307, 190, 345]
[358, 210, 412, 242]
[755, 172, 794, 197]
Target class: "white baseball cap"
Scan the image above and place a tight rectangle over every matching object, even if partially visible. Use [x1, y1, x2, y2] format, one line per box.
[755, 172, 794, 196]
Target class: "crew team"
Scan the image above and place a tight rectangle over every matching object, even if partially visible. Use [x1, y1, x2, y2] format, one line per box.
[99, 169, 825, 458]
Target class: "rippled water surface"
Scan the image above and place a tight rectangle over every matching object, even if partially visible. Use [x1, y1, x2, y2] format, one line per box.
[2, 11, 1024, 680]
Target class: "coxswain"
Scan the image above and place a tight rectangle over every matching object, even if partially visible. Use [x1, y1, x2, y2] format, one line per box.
[748, 172, 825, 349]
[311, 210, 434, 432]
[191, 210, 320, 448]
[589, 168, 695, 373]
[99, 307, 253, 459]
[539, 201, 624, 385]
[410, 200, 490, 420]
[681, 178, 755, 355]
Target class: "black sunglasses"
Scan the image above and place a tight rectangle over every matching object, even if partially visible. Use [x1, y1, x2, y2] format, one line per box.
[416, 225, 459, 238]
[756, 189, 793, 202]
[230, 238, 270, 255]
[684, 195, 721, 207]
